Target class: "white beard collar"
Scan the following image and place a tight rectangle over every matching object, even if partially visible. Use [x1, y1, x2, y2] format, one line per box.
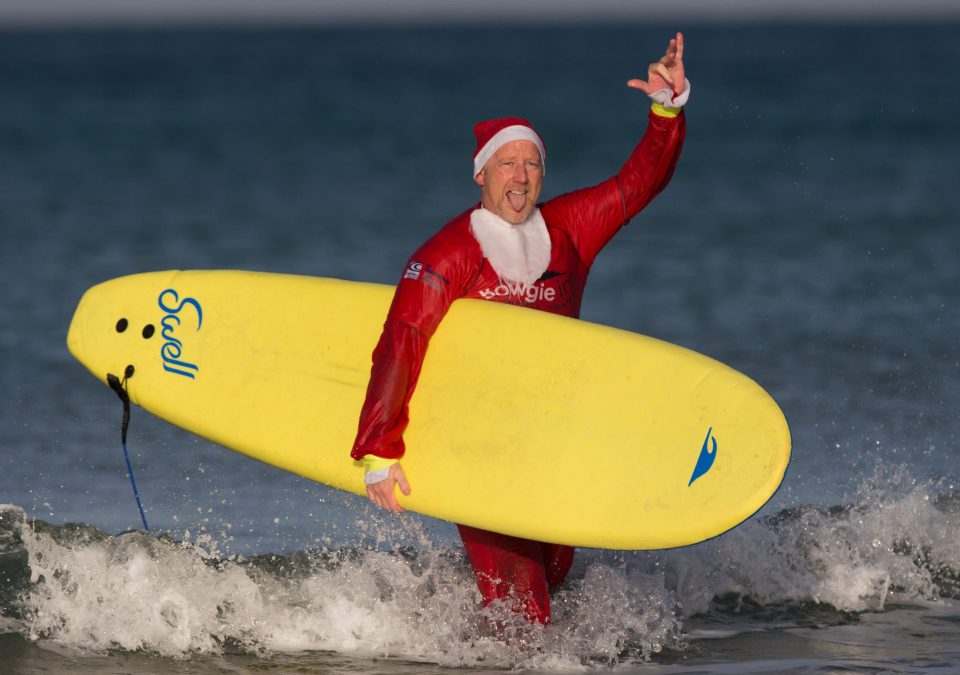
[469, 207, 551, 286]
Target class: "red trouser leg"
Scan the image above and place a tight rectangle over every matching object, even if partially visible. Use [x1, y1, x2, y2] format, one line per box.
[542, 541, 575, 588]
[457, 523, 574, 625]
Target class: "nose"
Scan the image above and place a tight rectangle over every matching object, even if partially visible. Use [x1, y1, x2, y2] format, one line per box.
[513, 163, 529, 183]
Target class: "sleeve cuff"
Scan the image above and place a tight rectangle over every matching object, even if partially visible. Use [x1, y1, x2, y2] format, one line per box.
[361, 454, 397, 484]
[648, 78, 691, 117]
[651, 102, 682, 119]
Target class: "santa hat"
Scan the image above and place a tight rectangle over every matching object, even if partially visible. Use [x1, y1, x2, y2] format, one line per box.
[473, 117, 546, 177]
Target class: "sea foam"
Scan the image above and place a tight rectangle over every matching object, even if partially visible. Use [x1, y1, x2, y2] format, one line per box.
[2, 462, 958, 669]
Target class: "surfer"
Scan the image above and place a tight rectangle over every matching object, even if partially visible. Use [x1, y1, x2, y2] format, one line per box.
[352, 33, 688, 624]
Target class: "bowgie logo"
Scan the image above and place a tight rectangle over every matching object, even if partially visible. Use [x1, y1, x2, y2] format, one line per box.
[479, 280, 557, 304]
[688, 427, 717, 487]
[158, 288, 203, 379]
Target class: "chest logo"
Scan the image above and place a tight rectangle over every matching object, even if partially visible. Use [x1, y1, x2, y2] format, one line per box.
[479, 280, 557, 303]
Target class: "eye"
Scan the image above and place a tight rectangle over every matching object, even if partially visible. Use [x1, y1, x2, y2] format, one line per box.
[142, 324, 155, 339]
[116, 318, 128, 333]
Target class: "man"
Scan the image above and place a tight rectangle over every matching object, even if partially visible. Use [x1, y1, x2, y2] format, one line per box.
[351, 33, 689, 625]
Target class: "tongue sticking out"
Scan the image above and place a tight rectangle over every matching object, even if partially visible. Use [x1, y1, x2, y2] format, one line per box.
[507, 190, 527, 213]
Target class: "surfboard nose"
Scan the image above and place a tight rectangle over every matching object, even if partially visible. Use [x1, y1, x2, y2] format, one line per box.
[67, 276, 161, 390]
[67, 283, 101, 380]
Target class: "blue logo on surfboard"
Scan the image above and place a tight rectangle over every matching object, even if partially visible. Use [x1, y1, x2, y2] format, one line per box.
[158, 288, 203, 379]
[688, 427, 717, 486]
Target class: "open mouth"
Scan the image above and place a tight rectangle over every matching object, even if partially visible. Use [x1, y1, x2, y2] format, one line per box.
[506, 189, 527, 212]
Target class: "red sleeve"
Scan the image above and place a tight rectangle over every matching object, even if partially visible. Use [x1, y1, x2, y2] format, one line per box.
[350, 318, 427, 460]
[350, 220, 482, 461]
[540, 108, 686, 268]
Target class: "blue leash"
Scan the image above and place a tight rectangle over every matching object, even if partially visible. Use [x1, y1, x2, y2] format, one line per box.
[108, 369, 149, 531]
[122, 438, 149, 531]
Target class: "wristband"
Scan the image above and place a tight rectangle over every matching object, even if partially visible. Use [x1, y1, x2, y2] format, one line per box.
[651, 102, 681, 119]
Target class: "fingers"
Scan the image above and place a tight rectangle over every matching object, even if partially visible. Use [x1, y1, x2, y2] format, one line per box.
[394, 466, 412, 496]
[659, 32, 684, 66]
[367, 481, 404, 512]
[629, 63, 673, 92]
[366, 484, 383, 509]
[384, 487, 404, 512]
[661, 37, 677, 65]
[366, 481, 386, 510]
[655, 62, 674, 89]
[628, 32, 685, 93]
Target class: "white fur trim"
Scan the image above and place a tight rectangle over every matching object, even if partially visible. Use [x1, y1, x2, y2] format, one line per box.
[469, 207, 551, 286]
[473, 125, 546, 177]
[648, 78, 691, 108]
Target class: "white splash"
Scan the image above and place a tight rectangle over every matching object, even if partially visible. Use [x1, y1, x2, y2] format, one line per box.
[8, 461, 960, 668]
[14, 513, 682, 668]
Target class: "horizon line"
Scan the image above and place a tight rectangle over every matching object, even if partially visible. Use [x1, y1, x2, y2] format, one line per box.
[1, 1, 959, 30]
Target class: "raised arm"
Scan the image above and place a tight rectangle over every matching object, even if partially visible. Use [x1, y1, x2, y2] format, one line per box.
[540, 33, 689, 268]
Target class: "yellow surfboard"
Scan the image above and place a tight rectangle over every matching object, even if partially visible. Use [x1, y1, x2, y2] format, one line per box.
[67, 270, 790, 550]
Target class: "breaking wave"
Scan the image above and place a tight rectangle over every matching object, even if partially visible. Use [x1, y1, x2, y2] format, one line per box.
[0, 463, 957, 670]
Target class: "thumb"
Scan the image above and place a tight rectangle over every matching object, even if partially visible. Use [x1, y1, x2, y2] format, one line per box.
[394, 465, 412, 495]
[654, 63, 675, 89]
[627, 78, 650, 92]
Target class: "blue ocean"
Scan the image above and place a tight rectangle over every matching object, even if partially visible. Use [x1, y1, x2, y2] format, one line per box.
[2, 23, 959, 673]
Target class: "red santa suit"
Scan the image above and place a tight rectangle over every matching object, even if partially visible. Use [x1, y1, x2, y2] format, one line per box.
[352, 103, 686, 624]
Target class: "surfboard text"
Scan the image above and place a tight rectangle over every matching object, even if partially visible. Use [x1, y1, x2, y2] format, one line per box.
[158, 288, 203, 379]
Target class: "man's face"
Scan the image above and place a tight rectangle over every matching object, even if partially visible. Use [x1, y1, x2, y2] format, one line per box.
[475, 140, 543, 225]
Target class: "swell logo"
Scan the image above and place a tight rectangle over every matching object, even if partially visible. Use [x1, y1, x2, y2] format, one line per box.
[158, 288, 203, 379]
[688, 427, 717, 486]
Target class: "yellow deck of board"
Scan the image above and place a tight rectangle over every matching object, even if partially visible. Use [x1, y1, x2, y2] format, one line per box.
[67, 270, 790, 550]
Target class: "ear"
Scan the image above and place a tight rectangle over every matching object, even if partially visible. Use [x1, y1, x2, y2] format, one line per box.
[474, 170, 485, 187]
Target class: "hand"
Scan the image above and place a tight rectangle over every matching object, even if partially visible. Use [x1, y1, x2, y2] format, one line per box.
[627, 32, 686, 97]
[366, 463, 411, 512]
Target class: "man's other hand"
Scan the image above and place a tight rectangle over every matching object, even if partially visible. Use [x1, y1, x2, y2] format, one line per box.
[366, 463, 411, 512]
[628, 32, 686, 96]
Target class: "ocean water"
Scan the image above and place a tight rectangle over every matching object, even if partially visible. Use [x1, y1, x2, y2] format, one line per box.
[1, 23, 959, 673]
